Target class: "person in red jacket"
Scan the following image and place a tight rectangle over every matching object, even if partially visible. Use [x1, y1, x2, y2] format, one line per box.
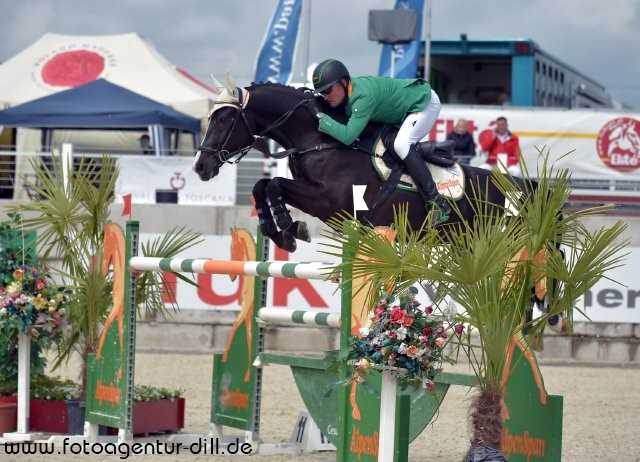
[479, 116, 521, 174]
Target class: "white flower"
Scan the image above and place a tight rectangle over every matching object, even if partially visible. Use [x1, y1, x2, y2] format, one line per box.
[397, 343, 408, 354]
[0, 307, 6, 317]
[396, 326, 407, 340]
[359, 326, 370, 337]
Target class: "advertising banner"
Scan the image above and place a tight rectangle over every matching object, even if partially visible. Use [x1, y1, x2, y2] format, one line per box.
[115, 156, 236, 206]
[254, 0, 303, 84]
[434, 106, 640, 183]
[141, 232, 639, 324]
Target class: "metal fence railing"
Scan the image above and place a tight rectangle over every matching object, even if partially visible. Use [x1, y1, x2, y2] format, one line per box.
[0, 149, 273, 205]
[2, 149, 639, 207]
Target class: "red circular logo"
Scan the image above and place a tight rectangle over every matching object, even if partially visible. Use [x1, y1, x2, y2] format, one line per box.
[41, 50, 105, 87]
[596, 117, 640, 172]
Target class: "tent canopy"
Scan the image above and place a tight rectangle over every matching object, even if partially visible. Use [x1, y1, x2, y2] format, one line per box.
[0, 79, 201, 133]
[0, 32, 215, 118]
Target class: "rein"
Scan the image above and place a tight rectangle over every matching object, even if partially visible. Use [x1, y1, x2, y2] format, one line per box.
[198, 88, 312, 164]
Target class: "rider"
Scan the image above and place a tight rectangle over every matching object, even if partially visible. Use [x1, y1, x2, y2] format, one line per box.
[310, 58, 451, 224]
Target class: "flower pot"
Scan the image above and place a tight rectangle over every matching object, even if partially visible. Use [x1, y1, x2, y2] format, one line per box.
[106, 398, 185, 435]
[30, 399, 70, 433]
[0, 397, 86, 435]
[0, 403, 17, 433]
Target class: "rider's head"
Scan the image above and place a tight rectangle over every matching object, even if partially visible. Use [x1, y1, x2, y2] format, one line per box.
[312, 59, 350, 107]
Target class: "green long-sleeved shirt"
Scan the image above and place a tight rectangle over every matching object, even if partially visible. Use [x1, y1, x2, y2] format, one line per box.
[318, 76, 432, 145]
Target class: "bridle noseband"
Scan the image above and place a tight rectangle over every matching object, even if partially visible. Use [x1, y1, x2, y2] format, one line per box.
[197, 87, 312, 165]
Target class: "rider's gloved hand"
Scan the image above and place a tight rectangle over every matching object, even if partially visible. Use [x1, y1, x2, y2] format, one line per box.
[305, 99, 324, 122]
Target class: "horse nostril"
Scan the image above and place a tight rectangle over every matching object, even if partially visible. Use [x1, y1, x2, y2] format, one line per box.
[195, 163, 203, 172]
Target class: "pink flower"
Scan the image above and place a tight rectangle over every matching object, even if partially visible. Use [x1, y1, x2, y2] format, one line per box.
[406, 345, 418, 358]
[422, 326, 433, 336]
[435, 337, 445, 348]
[425, 305, 434, 314]
[389, 307, 406, 324]
[454, 324, 465, 334]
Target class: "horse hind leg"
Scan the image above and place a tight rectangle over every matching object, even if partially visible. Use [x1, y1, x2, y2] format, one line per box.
[289, 221, 311, 243]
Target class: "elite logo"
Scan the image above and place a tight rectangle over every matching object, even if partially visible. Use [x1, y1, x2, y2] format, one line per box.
[596, 117, 640, 172]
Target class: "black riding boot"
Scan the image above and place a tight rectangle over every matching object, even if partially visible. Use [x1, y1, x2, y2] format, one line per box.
[402, 145, 452, 224]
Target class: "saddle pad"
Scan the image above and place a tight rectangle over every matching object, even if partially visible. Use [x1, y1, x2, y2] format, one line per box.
[373, 152, 465, 200]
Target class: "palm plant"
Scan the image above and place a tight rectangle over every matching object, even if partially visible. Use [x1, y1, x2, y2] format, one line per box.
[322, 152, 628, 459]
[8, 153, 202, 395]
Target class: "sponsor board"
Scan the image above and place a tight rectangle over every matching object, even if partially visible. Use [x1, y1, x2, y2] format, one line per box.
[141, 233, 639, 324]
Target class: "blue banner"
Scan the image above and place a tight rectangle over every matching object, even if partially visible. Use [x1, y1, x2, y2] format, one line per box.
[377, 0, 424, 79]
[254, 0, 302, 84]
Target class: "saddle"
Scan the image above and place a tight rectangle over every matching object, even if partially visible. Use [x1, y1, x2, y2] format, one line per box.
[358, 124, 465, 213]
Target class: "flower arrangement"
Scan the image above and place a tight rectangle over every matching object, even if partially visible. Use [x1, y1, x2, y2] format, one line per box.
[344, 287, 463, 390]
[0, 263, 69, 342]
[133, 384, 184, 402]
[0, 212, 70, 383]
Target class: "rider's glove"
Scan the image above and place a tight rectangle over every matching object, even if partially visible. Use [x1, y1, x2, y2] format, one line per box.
[305, 99, 323, 121]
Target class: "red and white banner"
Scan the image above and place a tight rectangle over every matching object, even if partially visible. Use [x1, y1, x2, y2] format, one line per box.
[432, 106, 640, 182]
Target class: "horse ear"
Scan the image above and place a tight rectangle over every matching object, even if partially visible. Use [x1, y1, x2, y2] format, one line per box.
[210, 74, 224, 94]
[225, 70, 237, 97]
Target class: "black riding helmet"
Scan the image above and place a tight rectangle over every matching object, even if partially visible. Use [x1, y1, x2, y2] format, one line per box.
[312, 59, 350, 93]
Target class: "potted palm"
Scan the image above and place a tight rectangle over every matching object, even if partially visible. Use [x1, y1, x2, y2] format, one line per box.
[5, 152, 202, 433]
[322, 153, 628, 460]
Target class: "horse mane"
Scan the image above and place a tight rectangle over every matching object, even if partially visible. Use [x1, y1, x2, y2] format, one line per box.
[248, 81, 313, 96]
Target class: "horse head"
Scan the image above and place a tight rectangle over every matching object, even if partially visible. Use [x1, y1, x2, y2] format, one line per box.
[193, 73, 321, 181]
[193, 71, 255, 181]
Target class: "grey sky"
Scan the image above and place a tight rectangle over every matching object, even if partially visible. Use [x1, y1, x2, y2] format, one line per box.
[1, 0, 638, 108]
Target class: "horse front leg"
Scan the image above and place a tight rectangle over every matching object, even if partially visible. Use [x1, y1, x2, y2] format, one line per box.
[264, 178, 312, 252]
[250, 179, 295, 252]
[252, 179, 287, 250]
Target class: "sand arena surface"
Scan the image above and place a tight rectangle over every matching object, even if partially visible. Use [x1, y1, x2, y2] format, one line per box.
[1, 352, 639, 461]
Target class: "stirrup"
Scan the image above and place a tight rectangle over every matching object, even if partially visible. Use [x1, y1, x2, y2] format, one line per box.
[427, 200, 450, 225]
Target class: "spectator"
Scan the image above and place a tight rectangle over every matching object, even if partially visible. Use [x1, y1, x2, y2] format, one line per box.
[446, 118, 475, 165]
[479, 116, 521, 175]
[139, 134, 153, 155]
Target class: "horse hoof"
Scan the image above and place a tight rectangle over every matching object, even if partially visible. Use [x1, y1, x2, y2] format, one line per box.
[279, 231, 297, 253]
[292, 221, 311, 243]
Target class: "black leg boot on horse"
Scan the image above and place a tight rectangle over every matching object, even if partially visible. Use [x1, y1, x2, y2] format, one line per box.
[402, 144, 452, 225]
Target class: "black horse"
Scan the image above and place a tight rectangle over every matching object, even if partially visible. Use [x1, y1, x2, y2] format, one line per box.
[193, 72, 532, 253]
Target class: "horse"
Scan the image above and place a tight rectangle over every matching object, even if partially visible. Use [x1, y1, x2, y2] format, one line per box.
[193, 71, 568, 334]
[193, 72, 534, 254]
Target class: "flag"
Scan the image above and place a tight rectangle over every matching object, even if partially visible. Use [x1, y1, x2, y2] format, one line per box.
[378, 0, 424, 78]
[121, 193, 132, 218]
[254, 0, 303, 84]
[352, 185, 369, 217]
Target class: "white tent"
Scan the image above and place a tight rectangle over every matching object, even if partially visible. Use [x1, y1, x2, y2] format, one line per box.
[0, 32, 216, 118]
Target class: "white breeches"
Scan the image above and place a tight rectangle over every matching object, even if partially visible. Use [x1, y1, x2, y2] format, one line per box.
[393, 89, 441, 159]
